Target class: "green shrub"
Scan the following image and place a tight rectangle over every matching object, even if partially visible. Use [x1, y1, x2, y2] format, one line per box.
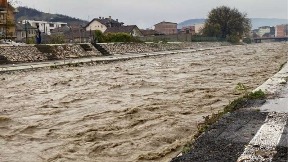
[243, 37, 252, 44]
[104, 33, 133, 42]
[181, 89, 266, 154]
[26, 37, 36, 44]
[94, 30, 105, 43]
[93, 31, 141, 43]
[226, 34, 241, 43]
[49, 34, 65, 44]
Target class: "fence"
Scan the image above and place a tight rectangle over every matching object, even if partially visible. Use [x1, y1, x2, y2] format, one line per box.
[139, 34, 226, 42]
[191, 36, 226, 42]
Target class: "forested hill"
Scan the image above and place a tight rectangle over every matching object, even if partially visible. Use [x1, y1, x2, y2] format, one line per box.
[15, 6, 88, 26]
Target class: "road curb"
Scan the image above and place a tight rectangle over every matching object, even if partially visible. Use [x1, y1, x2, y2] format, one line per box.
[254, 61, 288, 94]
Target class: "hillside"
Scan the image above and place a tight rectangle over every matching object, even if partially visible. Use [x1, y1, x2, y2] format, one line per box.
[177, 19, 205, 29]
[178, 18, 288, 29]
[15, 6, 88, 26]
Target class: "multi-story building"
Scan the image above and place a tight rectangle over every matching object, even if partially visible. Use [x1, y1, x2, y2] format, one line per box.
[21, 20, 67, 35]
[194, 23, 204, 34]
[180, 24, 204, 35]
[252, 26, 276, 38]
[258, 26, 271, 37]
[154, 21, 177, 35]
[0, 0, 17, 40]
[180, 26, 195, 34]
[84, 16, 124, 33]
[275, 24, 288, 37]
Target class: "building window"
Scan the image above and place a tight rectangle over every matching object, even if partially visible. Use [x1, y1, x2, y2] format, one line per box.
[50, 23, 54, 27]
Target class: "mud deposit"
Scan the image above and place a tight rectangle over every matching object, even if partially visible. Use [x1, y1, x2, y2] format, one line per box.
[0, 43, 287, 162]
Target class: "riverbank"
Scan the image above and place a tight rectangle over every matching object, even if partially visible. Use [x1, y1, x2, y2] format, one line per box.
[0, 42, 224, 65]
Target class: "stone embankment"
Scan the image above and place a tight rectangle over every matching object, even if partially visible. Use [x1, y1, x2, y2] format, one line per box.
[100, 42, 223, 54]
[0, 46, 47, 63]
[36, 44, 101, 60]
[0, 44, 101, 64]
[0, 42, 225, 64]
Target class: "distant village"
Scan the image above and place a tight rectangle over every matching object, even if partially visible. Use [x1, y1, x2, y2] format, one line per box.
[0, 0, 287, 44]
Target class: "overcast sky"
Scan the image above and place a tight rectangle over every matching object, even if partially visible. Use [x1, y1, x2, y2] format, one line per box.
[15, 0, 288, 28]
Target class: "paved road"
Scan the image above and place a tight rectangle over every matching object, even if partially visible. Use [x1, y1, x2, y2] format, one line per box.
[171, 106, 288, 162]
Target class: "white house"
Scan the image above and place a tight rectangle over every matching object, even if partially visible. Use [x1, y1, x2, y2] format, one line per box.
[84, 16, 124, 33]
[21, 20, 67, 35]
[85, 19, 107, 33]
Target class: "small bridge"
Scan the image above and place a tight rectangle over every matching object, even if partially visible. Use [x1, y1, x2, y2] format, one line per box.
[253, 37, 288, 43]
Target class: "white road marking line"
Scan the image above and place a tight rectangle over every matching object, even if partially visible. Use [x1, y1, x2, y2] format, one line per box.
[237, 112, 287, 162]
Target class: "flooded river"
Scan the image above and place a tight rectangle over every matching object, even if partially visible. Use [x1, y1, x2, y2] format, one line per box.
[0, 43, 287, 162]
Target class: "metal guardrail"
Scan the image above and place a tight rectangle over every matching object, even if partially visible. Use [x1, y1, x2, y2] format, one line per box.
[253, 37, 288, 43]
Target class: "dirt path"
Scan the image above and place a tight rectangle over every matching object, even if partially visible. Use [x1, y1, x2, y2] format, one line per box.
[0, 43, 287, 162]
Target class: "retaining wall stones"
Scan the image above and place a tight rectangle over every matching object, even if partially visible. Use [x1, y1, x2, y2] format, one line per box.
[100, 42, 223, 54]
[36, 44, 101, 60]
[0, 46, 48, 63]
[0, 42, 226, 64]
[0, 44, 101, 64]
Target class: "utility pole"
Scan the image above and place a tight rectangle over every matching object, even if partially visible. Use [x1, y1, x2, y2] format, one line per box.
[25, 20, 27, 43]
[79, 25, 82, 43]
[5, 0, 8, 40]
[79, 27, 81, 43]
[24, 6, 27, 43]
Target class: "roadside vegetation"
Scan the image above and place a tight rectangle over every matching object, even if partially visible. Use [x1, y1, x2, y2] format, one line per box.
[94, 30, 141, 43]
[182, 88, 266, 154]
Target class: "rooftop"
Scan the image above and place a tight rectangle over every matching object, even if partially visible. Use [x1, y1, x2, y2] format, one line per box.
[104, 25, 139, 34]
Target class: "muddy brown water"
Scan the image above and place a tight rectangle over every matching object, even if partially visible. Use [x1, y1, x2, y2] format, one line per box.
[0, 43, 287, 162]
